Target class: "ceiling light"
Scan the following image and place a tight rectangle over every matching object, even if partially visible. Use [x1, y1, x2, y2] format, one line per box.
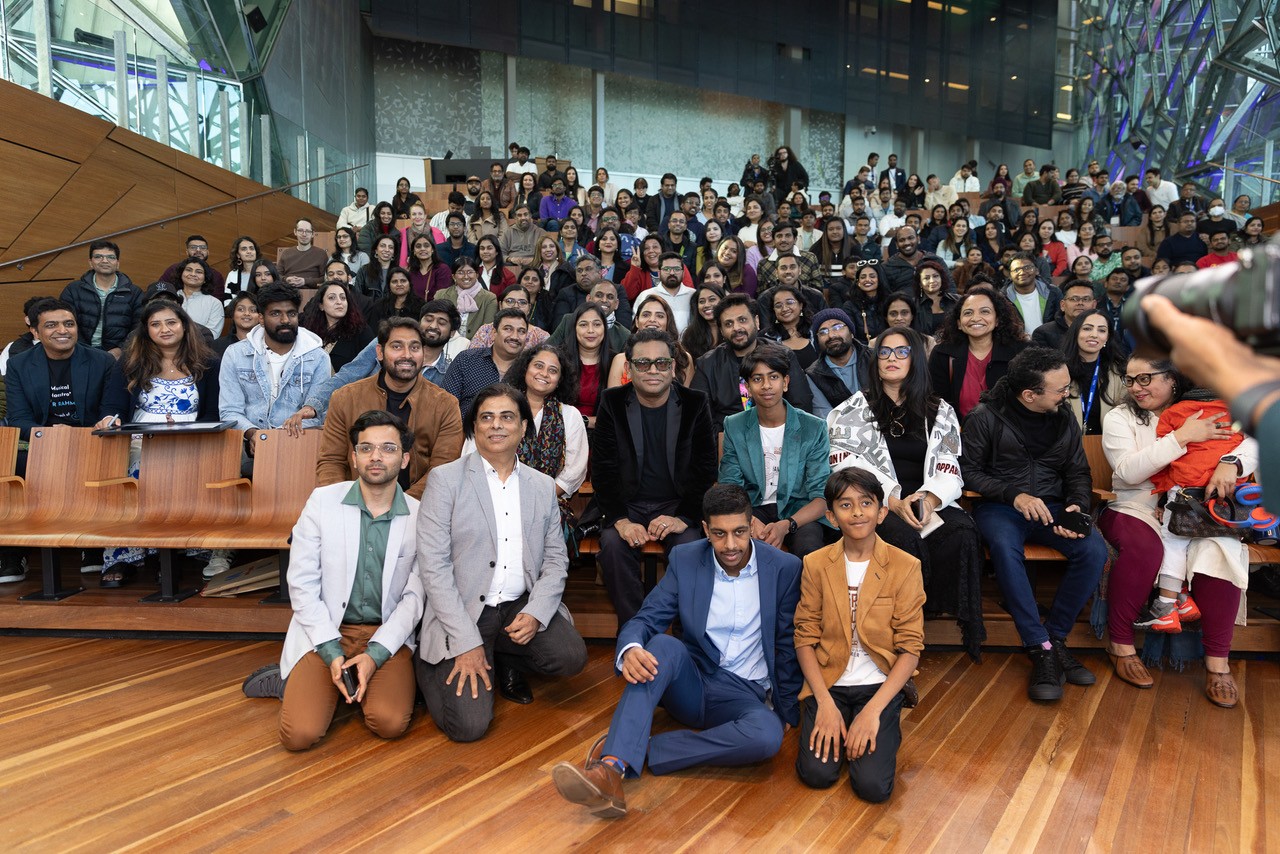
[1056, 112, 1073, 120]
[1010, 75, 1018, 80]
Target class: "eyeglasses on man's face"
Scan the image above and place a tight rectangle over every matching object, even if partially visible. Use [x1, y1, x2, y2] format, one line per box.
[629, 357, 674, 373]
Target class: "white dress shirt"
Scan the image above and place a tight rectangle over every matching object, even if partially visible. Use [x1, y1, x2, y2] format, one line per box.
[635, 284, 695, 333]
[461, 402, 589, 497]
[484, 459, 526, 605]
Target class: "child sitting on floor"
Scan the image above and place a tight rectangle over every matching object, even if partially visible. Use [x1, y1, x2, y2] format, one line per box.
[1140, 391, 1250, 633]
[792, 467, 925, 803]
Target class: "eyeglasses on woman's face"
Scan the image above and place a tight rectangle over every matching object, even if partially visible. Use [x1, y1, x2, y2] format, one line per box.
[1121, 370, 1171, 388]
[877, 345, 912, 360]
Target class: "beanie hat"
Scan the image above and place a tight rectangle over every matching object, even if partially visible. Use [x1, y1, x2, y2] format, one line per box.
[811, 307, 853, 332]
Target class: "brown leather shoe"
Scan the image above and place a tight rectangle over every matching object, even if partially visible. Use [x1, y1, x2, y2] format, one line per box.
[551, 735, 626, 818]
[1107, 651, 1153, 689]
[1206, 668, 1239, 709]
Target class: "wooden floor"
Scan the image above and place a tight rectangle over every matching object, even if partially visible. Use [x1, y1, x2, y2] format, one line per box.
[3, 637, 1276, 852]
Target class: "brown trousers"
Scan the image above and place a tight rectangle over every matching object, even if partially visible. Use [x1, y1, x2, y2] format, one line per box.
[278, 623, 416, 751]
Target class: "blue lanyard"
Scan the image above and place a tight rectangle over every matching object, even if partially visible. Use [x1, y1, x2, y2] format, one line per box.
[1082, 361, 1101, 429]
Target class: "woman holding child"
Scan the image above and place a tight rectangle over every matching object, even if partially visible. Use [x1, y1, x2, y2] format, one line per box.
[1099, 357, 1258, 707]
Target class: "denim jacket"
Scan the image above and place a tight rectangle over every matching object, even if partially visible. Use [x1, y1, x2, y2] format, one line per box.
[218, 325, 331, 430]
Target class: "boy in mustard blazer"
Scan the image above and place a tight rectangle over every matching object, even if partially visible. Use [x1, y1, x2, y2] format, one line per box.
[793, 467, 925, 802]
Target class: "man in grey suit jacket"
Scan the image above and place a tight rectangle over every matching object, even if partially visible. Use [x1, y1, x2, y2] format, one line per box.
[414, 383, 587, 742]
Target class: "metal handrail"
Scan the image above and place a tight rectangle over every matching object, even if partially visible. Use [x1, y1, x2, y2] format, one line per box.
[1, 163, 367, 270]
[1206, 162, 1280, 188]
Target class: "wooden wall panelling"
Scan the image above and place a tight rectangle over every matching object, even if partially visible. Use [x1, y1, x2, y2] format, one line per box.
[0, 142, 80, 253]
[0, 81, 108, 163]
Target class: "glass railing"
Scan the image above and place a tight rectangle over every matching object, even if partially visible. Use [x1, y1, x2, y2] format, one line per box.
[0, 0, 246, 174]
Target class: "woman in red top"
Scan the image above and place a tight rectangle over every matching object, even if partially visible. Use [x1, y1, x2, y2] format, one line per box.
[1036, 218, 1070, 276]
[563, 302, 612, 423]
[405, 233, 452, 299]
[926, 285, 1027, 420]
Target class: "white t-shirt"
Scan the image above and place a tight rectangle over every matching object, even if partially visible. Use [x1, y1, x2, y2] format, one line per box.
[1014, 290, 1044, 331]
[635, 285, 695, 333]
[759, 424, 785, 504]
[833, 559, 887, 687]
[266, 349, 288, 402]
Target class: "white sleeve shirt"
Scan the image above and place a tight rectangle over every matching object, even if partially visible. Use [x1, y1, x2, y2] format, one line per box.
[484, 460, 526, 605]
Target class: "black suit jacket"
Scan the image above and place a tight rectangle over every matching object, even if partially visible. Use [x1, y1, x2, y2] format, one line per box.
[591, 383, 717, 525]
[880, 167, 906, 193]
[4, 344, 128, 439]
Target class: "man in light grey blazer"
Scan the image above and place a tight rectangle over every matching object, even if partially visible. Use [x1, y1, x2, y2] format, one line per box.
[275, 410, 424, 751]
[415, 383, 588, 742]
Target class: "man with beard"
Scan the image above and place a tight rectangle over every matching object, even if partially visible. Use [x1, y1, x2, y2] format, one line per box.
[755, 254, 825, 331]
[1118, 246, 1150, 283]
[442, 308, 528, 416]
[316, 317, 463, 499]
[634, 252, 696, 332]
[756, 222, 826, 295]
[592, 330, 718, 625]
[805, 308, 872, 420]
[979, 187, 1019, 231]
[291, 301, 466, 426]
[264, 410, 424, 749]
[883, 226, 952, 295]
[499, 204, 547, 266]
[1031, 280, 1097, 351]
[661, 210, 698, 269]
[1087, 235, 1120, 283]
[692, 294, 813, 431]
[219, 283, 332, 457]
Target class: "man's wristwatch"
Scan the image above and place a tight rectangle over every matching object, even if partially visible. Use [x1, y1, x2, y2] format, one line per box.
[787, 517, 798, 535]
[1219, 454, 1242, 476]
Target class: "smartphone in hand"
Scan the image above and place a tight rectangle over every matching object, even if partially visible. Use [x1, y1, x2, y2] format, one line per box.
[341, 665, 360, 701]
[1055, 510, 1092, 536]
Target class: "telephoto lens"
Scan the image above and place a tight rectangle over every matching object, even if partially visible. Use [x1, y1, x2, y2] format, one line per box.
[1124, 235, 1280, 356]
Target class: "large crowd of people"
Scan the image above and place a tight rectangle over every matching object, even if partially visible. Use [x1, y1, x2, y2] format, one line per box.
[0, 143, 1273, 809]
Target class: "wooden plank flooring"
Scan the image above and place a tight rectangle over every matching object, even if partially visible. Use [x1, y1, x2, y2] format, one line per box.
[1, 637, 1275, 852]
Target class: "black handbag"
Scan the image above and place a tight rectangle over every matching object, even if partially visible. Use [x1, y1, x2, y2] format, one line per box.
[1165, 487, 1245, 540]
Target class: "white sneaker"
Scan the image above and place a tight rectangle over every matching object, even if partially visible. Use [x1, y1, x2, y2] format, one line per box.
[203, 550, 234, 579]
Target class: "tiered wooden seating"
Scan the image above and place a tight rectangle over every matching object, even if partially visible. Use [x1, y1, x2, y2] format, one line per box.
[0, 427, 134, 600]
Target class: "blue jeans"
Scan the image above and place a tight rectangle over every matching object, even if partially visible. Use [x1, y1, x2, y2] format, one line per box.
[973, 501, 1107, 647]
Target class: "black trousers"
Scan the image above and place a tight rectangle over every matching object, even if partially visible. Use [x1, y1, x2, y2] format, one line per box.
[795, 685, 905, 803]
[598, 499, 702, 626]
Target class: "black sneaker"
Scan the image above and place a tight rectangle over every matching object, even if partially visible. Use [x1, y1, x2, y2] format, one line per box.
[1027, 646, 1064, 701]
[1051, 637, 1096, 686]
[242, 664, 285, 699]
[0, 553, 27, 584]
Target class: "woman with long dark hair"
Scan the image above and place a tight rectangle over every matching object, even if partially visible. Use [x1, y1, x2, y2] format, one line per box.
[813, 217, 865, 283]
[354, 234, 399, 298]
[562, 302, 611, 420]
[459, 344, 587, 523]
[914, 259, 958, 336]
[389, 176, 420, 221]
[1061, 309, 1126, 435]
[936, 218, 974, 269]
[475, 234, 516, 294]
[928, 285, 1027, 419]
[100, 301, 221, 586]
[225, 236, 261, 301]
[406, 233, 453, 299]
[827, 325, 985, 658]
[213, 291, 261, 356]
[1035, 218, 1070, 276]
[977, 221, 1009, 267]
[468, 189, 507, 243]
[842, 259, 889, 347]
[621, 234, 667, 301]
[593, 226, 628, 285]
[301, 280, 373, 372]
[363, 267, 425, 332]
[681, 282, 724, 363]
[511, 172, 542, 219]
[695, 220, 725, 274]
[921, 204, 950, 252]
[358, 201, 397, 255]
[608, 293, 693, 386]
[714, 236, 758, 297]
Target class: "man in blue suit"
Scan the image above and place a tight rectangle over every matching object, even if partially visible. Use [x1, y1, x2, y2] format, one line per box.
[550, 483, 802, 819]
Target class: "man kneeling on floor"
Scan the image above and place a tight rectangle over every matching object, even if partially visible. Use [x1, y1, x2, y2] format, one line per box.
[551, 483, 801, 818]
[275, 410, 423, 750]
[414, 383, 588, 742]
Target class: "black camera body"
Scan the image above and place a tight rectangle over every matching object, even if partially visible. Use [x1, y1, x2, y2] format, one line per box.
[1124, 236, 1280, 356]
